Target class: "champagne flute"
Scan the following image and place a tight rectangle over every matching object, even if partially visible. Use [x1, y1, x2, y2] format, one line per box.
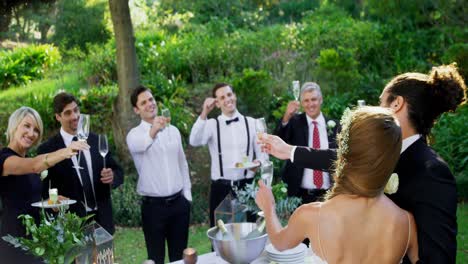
[73, 114, 90, 170]
[255, 118, 267, 141]
[260, 160, 274, 187]
[161, 108, 171, 127]
[99, 134, 108, 168]
[292, 80, 300, 101]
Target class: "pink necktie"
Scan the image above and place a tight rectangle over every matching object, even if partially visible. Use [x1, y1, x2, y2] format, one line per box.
[312, 121, 323, 188]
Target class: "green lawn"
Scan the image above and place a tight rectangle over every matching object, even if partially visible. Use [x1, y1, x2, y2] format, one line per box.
[114, 203, 468, 264]
[113, 225, 210, 264]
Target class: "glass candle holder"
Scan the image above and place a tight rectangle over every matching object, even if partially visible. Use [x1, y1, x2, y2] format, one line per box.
[183, 248, 197, 264]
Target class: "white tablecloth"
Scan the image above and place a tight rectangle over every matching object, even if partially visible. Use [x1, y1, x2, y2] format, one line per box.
[169, 251, 270, 264]
[169, 248, 313, 263]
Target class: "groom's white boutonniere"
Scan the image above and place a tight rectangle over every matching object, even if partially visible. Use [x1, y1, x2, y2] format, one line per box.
[384, 173, 399, 194]
[40, 170, 48, 181]
[327, 120, 336, 136]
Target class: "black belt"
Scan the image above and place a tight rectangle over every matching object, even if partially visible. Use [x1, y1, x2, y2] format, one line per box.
[142, 190, 183, 204]
[212, 178, 253, 187]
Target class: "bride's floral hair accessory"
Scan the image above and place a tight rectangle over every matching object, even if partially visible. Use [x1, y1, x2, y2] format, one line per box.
[384, 173, 399, 194]
[335, 107, 354, 177]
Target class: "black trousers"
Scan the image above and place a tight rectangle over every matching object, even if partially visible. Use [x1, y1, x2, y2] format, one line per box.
[141, 192, 191, 264]
[209, 178, 255, 227]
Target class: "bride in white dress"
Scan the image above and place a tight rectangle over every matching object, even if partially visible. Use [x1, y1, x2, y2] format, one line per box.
[256, 107, 419, 264]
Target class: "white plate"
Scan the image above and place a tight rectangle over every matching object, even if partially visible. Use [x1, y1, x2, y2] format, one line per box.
[268, 256, 304, 264]
[231, 161, 260, 170]
[268, 254, 305, 262]
[31, 199, 76, 209]
[266, 243, 307, 256]
[268, 253, 305, 261]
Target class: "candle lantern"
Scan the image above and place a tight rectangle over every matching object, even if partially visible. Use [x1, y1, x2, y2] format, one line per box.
[74, 222, 114, 264]
[214, 193, 247, 224]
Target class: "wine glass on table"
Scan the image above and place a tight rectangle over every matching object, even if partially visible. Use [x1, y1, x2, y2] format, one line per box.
[73, 114, 90, 170]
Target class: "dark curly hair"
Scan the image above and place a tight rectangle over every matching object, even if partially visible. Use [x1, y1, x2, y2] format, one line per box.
[384, 63, 466, 136]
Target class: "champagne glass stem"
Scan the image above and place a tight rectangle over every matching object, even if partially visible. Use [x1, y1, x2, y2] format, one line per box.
[75, 150, 83, 169]
[103, 157, 106, 168]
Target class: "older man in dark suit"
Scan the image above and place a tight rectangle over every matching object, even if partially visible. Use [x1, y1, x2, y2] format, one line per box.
[38, 92, 123, 235]
[274, 82, 339, 203]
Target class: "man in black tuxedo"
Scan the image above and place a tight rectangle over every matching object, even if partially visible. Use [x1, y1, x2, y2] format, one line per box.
[38, 92, 123, 235]
[261, 65, 466, 263]
[274, 82, 339, 203]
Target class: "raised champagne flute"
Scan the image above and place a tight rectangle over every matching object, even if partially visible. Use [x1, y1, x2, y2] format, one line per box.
[292, 80, 300, 101]
[99, 134, 108, 168]
[161, 108, 171, 127]
[73, 114, 90, 170]
[255, 118, 267, 140]
[260, 160, 274, 187]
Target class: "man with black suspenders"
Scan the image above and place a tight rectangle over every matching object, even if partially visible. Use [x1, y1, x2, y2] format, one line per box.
[190, 83, 268, 227]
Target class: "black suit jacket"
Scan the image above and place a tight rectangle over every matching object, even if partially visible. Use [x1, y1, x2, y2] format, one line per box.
[293, 138, 457, 263]
[389, 138, 457, 264]
[274, 113, 339, 196]
[38, 132, 124, 234]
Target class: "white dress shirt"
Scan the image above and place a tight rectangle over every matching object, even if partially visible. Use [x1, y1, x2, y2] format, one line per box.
[60, 128, 97, 211]
[189, 110, 268, 181]
[126, 120, 192, 201]
[301, 113, 330, 190]
[401, 134, 421, 153]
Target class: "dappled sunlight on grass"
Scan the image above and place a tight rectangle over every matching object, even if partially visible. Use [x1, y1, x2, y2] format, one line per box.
[0, 67, 84, 100]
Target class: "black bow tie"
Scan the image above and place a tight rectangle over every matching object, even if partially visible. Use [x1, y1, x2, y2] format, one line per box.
[226, 117, 239, 125]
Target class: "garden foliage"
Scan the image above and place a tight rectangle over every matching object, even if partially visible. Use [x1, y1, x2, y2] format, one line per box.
[0, 44, 61, 89]
[0, 1, 467, 225]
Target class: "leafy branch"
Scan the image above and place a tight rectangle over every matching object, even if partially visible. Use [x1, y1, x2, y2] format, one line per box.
[2, 207, 93, 264]
[234, 180, 302, 221]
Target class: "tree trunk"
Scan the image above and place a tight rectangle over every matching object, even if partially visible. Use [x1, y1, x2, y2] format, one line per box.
[108, 0, 140, 166]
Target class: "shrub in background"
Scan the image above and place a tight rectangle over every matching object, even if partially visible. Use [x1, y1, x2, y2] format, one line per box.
[0, 44, 61, 89]
[53, 0, 110, 51]
[232, 68, 274, 118]
[84, 43, 117, 86]
[432, 105, 468, 201]
[112, 175, 141, 227]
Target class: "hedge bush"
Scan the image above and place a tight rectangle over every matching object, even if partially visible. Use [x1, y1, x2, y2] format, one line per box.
[0, 44, 61, 89]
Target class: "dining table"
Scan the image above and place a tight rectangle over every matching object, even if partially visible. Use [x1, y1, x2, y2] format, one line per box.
[169, 251, 271, 264]
[169, 245, 315, 264]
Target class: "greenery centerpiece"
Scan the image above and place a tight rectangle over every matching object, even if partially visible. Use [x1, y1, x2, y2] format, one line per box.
[234, 179, 302, 224]
[2, 207, 93, 264]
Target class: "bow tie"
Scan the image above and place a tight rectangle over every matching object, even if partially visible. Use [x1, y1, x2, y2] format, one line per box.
[226, 117, 239, 125]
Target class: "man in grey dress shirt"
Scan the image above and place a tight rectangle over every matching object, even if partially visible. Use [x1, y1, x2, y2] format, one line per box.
[189, 83, 268, 227]
[126, 85, 192, 264]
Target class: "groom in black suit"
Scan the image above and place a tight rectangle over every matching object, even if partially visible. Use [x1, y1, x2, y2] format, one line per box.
[38, 92, 123, 235]
[274, 82, 339, 203]
[262, 66, 464, 263]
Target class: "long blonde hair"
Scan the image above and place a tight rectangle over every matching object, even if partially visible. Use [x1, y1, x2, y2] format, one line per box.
[326, 107, 401, 200]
